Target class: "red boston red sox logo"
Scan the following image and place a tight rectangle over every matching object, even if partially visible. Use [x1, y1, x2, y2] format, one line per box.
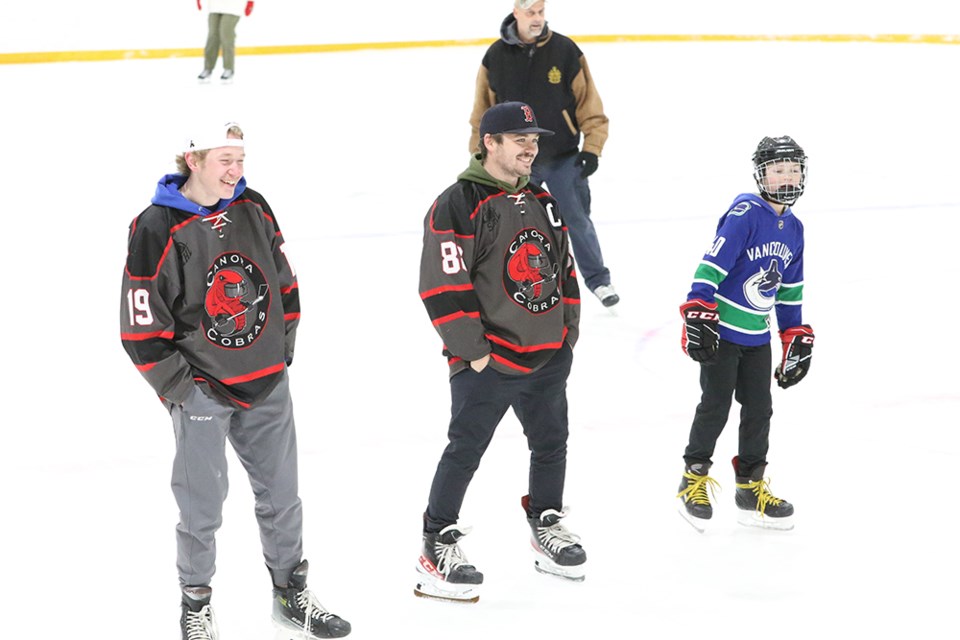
[521, 105, 535, 122]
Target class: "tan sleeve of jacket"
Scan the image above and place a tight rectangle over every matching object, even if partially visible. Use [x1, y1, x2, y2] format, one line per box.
[572, 55, 609, 157]
[468, 65, 497, 155]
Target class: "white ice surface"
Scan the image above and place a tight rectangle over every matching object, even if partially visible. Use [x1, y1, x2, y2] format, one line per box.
[1, 37, 958, 639]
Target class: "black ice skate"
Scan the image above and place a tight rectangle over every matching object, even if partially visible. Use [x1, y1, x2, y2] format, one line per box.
[414, 523, 483, 603]
[524, 496, 587, 581]
[272, 560, 351, 638]
[733, 456, 795, 531]
[677, 462, 721, 533]
[180, 586, 219, 640]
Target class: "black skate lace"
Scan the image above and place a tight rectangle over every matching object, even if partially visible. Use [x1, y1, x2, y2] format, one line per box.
[536, 510, 581, 554]
[184, 604, 218, 640]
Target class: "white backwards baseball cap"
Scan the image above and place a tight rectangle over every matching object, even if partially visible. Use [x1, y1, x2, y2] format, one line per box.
[183, 121, 244, 154]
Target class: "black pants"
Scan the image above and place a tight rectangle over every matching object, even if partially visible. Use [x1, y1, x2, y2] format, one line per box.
[683, 340, 773, 476]
[424, 344, 573, 533]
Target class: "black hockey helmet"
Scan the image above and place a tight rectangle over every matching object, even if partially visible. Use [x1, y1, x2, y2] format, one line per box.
[752, 136, 807, 206]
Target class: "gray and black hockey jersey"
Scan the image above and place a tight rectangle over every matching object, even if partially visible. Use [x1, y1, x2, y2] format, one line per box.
[420, 156, 580, 377]
[120, 174, 300, 407]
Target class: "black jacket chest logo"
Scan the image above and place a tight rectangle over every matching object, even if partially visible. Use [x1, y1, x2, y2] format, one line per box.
[503, 227, 560, 314]
[203, 252, 271, 348]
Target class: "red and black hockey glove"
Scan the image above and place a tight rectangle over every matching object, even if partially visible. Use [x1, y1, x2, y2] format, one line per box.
[775, 325, 814, 389]
[245, 1, 254, 16]
[680, 300, 720, 363]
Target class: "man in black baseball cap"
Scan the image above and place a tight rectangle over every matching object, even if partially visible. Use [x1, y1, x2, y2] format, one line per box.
[479, 101, 555, 138]
[414, 99, 586, 602]
[477, 101, 554, 186]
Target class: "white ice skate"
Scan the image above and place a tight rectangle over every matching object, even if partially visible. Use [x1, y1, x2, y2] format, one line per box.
[528, 507, 587, 582]
[413, 524, 483, 604]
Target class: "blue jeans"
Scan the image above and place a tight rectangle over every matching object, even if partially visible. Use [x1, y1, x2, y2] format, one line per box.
[532, 153, 611, 291]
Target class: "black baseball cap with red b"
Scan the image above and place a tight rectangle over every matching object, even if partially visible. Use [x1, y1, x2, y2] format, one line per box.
[479, 101, 554, 137]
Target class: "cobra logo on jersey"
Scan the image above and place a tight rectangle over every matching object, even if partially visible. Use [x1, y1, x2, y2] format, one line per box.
[203, 252, 270, 348]
[504, 228, 560, 314]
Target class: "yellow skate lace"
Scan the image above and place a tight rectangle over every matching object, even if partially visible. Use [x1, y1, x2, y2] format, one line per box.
[735, 477, 784, 516]
[676, 471, 720, 505]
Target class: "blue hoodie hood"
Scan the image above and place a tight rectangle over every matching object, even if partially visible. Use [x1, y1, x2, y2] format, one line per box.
[151, 173, 247, 216]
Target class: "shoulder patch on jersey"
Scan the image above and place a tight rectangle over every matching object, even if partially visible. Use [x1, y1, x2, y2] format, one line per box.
[729, 202, 751, 217]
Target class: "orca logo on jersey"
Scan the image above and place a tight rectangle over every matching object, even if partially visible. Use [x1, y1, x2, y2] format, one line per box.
[743, 259, 782, 311]
[504, 228, 560, 314]
[203, 252, 270, 348]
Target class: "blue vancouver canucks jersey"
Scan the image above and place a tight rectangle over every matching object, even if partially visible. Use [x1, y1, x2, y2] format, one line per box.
[687, 193, 805, 347]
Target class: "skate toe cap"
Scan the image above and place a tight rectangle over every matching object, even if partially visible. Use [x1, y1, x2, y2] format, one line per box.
[450, 566, 484, 584]
[557, 545, 587, 566]
[321, 616, 352, 637]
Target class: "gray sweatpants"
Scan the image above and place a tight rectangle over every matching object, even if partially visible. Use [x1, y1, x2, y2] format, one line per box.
[169, 371, 303, 588]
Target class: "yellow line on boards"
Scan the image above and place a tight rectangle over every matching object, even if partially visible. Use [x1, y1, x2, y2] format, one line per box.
[3, 33, 959, 65]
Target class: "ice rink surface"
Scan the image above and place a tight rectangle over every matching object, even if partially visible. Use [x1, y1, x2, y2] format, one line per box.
[2, 36, 958, 638]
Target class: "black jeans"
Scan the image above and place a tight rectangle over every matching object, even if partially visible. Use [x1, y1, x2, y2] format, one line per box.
[424, 344, 573, 533]
[683, 340, 773, 476]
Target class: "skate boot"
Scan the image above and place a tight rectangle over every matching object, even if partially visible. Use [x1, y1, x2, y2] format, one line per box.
[733, 456, 795, 530]
[197, 69, 212, 82]
[593, 284, 620, 307]
[272, 560, 351, 638]
[677, 462, 720, 533]
[220, 69, 234, 83]
[414, 523, 483, 603]
[523, 495, 587, 581]
[180, 586, 218, 640]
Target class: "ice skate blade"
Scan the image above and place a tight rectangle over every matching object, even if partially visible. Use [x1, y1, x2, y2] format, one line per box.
[413, 587, 479, 604]
[532, 551, 586, 582]
[414, 566, 481, 603]
[737, 510, 794, 531]
[678, 504, 710, 533]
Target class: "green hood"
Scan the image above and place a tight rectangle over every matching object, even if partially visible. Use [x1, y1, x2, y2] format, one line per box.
[458, 154, 530, 194]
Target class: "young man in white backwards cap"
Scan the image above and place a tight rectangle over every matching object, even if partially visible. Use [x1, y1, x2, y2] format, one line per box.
[120, 122, 351, 639]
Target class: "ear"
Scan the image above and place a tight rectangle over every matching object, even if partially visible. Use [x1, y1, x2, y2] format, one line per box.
[482, 133, 496, 154]
[185, 152, 201, 172]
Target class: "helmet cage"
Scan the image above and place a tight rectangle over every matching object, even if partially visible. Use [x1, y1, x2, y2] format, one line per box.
[753, 157, 807, 206]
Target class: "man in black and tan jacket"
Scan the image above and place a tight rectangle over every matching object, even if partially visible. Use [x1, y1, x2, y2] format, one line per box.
[416, 102, 586, 605]
[469, 0, 618, 307]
